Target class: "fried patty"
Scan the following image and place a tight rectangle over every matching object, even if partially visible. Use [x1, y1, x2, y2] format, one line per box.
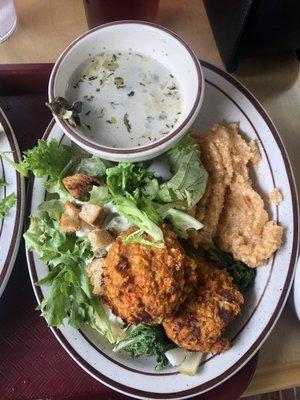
[163, 258, 244, 353]
[102, 224, 197, 324]
[190, 123, 282, 267]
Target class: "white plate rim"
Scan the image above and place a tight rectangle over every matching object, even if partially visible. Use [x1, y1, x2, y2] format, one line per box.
[0, 107, 26, 298]
[25, 60, 299, 399]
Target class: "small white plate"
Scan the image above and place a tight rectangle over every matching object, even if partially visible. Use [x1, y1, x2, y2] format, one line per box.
[0, 108, 25, 298]
[26, 62, 299, 399]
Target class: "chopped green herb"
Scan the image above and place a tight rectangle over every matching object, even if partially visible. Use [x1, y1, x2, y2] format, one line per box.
[88, 76, 97, 81]
[114, 77, 125, 89]
[83, 123, 91, 130]
[127, 91, 135, 97]
[99, 107, 105, 118]
[123, 113, 131, 133]
[102, 59, 119, 71]
[73, 78, 83, 89]
[139, 82, 146, 87]
[85, 110, 91, 116]
[106, 117, 117, 124]
[159, 111, 167, 120]
[110, 102, 120, 109]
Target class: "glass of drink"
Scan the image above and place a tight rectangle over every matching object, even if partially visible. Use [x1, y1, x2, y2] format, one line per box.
[0, 0, 17, 43]
[83, 0, 160, 29]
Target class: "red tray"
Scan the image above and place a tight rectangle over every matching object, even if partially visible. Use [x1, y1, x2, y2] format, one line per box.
[0, 64, 258, 400]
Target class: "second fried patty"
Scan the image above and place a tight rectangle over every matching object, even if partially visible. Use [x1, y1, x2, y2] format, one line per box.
[163, 258, 244, 353]
[102, 224, 197, 324]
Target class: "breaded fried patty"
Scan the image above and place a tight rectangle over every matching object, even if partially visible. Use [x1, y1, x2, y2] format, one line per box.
[102, 224, 197, 324]
[163, 258, 244, 353]
[190, 123, 282, 267]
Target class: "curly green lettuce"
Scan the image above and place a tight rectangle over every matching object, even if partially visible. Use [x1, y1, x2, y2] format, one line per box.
[24, 204, 116, 343]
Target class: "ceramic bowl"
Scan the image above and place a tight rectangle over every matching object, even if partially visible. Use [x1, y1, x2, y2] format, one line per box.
[48, 21, 204, 162]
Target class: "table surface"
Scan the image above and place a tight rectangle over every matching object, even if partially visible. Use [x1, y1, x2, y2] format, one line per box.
[1, 0, 300, 397]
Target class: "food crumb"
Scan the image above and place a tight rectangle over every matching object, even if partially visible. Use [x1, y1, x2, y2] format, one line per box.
[249, 140, 261, 166]
[269, 188, 283, 205]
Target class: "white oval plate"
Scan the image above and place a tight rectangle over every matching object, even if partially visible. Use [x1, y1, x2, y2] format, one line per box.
[26, 62, 299, 399]
[0, 108, 25, 298]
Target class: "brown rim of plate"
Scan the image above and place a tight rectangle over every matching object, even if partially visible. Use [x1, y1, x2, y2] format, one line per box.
[27, 61, 299, 399]
[48, 20, 203, 154]
[0, 108, 24, 294]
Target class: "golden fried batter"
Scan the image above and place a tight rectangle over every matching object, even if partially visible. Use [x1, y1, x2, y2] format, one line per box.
[217, 176, 283, 267]
[102, 224, 197, 324]
[163, 258, 244, 353]
[190, 123, 282, 267]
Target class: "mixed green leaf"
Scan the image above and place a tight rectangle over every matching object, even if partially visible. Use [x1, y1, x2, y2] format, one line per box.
[0, 192, 16, 220]
[205, 246, 256, 293]
[113, 324, 174, 370]
[24, 206, 116, 343]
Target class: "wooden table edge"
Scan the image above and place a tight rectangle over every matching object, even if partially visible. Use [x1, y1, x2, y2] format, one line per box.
[243, 361, 300, 396]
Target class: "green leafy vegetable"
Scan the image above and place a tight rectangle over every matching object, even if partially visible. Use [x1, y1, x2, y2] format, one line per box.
[24, 209, 116, 343]
[74, 156, 112, 178]
[38, 199, 64, 221]
[106, 162, 153, 197]
[0, 192, 16, 219]
[0, 178, 7, 187]
[158, 207, 203, 239]
[105, 163, 164, 242]
[113, 324, 174, 370]
[122, 230, 164, 248]
[113, 195, 163, 242]
[205, 246, 256, 293]
[156, 135, 208, 210]
[87, 185, 110, 206]
[46, 97, 83, 127]
[2, 139, 73, 178]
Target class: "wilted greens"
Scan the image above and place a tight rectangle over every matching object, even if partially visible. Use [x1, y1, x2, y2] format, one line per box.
[205, 246, 256, 293]
[114, 324, 174, 370]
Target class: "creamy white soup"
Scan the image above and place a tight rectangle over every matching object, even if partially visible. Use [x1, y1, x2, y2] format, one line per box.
[66, 51, 183, 148]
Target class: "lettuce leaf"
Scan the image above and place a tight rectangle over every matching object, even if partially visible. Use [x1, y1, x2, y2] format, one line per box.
[24, 209, 116, 343]
[87, 185, 110, 206]
[156, 135, 208, 210]
[0, 178, 7, 187]
[106, 162, 154, 197]
[9, 139, 73, 178]
[112, 195, 163, 242]
[122, 230, 164, 248]
[157, 207, 203, 239]
[0, 192, 16, 219]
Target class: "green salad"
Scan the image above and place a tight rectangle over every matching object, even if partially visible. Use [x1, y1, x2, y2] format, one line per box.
[12, 134, 255, 371]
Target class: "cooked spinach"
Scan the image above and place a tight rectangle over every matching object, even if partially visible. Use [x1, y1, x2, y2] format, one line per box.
[113, 324, 174, 370]
[205, 246, 256, 293]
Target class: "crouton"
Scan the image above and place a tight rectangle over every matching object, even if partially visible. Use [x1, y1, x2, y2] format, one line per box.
[62, 173, 100, 199]
[86, 258, 104, 296]
[79, 204, 106, 227]
[59, 201, 82, 233]
[88, 229, 114, 249]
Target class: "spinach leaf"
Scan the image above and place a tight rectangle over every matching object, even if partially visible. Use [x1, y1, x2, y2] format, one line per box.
[205, 246, 256, 293]
[113, 324, 174, 370]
